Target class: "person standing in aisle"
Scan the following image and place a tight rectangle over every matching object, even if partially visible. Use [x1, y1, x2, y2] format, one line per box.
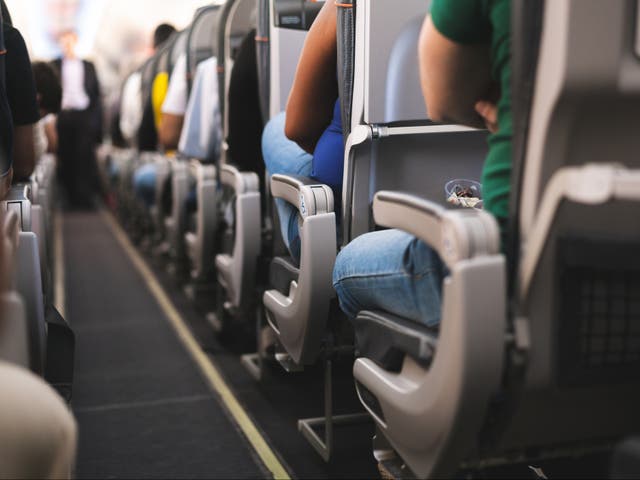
[53, 30, 103, 209]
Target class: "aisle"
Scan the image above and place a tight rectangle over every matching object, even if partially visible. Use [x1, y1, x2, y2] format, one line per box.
[63, 211, 268, 479]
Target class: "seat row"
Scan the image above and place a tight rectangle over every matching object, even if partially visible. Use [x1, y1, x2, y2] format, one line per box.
[102, 0, 640, 477]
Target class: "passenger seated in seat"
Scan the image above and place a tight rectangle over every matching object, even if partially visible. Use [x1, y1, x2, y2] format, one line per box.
[262, 1, 342, 261]
[32, 61, 62, 157]
[333, 0, 511, 326]
[131, 23, 178, 208]
[227, 29, 265, 190]
[0, 208, 77, 478]
[1, 12, 40, 195]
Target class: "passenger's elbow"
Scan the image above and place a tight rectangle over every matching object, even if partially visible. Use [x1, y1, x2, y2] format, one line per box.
[158, 128, 175, 150]
[418, 15, 449, 124]
[158, 114, 182, 150]
[426, 104, 446, 124]
[284, 116, 302, 145]
[284, 117, 315, 154]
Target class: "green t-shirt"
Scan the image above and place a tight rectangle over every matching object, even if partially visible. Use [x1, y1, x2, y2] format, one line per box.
[430, 0, 512, 235]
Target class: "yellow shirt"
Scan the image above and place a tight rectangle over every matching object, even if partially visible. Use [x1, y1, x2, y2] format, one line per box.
[151, 71, 169, 131]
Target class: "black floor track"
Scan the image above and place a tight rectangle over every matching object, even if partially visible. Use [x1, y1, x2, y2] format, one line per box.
[65, 212, 267, 479]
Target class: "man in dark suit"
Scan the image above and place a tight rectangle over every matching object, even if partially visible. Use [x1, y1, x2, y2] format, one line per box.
[53, 30, 102, 208]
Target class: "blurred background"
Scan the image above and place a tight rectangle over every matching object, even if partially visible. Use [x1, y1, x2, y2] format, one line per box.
[6, 0, 219, 95]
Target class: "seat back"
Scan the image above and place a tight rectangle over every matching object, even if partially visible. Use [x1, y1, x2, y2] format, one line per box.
[256, 0, 270, 123]
[337, 0, 355, 140]
[155, 33, 175, 76]
[217, 0, 257, 138]
[187, 5, 221, 94]
[137, 57, 160, 151]
[267, 0, 321, 119]
[170, 29, 188, 75]
[0, 210, 28, 368]
[342, 0, 487, 245]
[3, 185, 46, 374]
[497, 0, 640, 454]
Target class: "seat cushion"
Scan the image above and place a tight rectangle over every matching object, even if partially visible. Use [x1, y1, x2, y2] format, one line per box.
[353, 310, 438, 372]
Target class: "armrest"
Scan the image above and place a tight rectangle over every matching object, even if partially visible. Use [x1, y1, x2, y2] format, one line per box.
[270, 174, 334, 218]
[1, 210, 20, 291]
[373, 191, 500, 269]
[2, 184, 32, 232]
[220, 164, 260, 194]
[3, 209, 20, 249]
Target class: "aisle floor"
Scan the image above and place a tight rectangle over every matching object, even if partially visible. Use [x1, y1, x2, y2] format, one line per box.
[65, 211, 267, 479]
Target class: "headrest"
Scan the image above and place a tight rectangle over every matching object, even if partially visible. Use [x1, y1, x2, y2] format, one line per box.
[357, 0, 430, 125]
[384, 16, 428, 123]
[190, 5, 220, 54]
[274, 0, 322, 31]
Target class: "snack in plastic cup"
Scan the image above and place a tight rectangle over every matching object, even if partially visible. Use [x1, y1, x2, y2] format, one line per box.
[444, 179, 483, 209]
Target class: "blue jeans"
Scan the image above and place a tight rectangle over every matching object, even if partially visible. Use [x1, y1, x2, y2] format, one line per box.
[133, 163, 157, 208]
[333, 229, 446, 327]
[262, 112, 313, 261]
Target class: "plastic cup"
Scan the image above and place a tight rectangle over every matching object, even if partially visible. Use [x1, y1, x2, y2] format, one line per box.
[444, 179, 483, 209]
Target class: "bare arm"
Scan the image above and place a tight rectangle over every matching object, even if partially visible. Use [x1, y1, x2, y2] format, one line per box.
[44, 119, 58, 154]
[12, 125, 36, 181]
[419, 16, 494, 128]
[285, 1, 338, 153]
[158, 114, 184, 151]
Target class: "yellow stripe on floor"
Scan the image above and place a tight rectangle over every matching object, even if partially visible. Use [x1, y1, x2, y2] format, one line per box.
[101, 210, 291, 480]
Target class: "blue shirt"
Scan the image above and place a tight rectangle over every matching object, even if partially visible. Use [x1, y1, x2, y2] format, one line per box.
[311, 99, 343, 195]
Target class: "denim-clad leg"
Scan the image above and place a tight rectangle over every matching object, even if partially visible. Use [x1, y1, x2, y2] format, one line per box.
[262, 112, 313, 261]
[333, 229, 447, 327]
[133, 163, 158, 208]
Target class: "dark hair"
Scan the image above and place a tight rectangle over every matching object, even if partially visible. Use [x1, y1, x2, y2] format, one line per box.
[153, 23, 176, 49]
[1, 0, 12, 25]
[32, 61, 62, 114]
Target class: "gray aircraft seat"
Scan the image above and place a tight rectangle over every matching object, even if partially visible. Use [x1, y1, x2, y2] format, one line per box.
[180, 0, 258, 286]
[149, 32, 188, 241]
[163, 5, 221, 267]
[31, 154, 56, 303]
[210, 0, 315, 334]
[187, 5, 222, 93]
[3, 185, 47, 375]
[116, 33, 181, 241]
[212, 0, 263, 318]
[256, 0, 270, 122]
[264, 0, 486, 373]
[117, 56, 159, 233]
[267, 0, 320, 119]
[351, 0, 640, 477]
[0, 210, 29, 368]
[252, 0, 337, 369]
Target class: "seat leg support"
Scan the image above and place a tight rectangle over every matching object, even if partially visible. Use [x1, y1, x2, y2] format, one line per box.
[298, 354, 370, 462]
[241, 305, 269, 382]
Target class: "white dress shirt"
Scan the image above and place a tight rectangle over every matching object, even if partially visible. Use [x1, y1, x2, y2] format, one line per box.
[61, 58, 90, 111]
[119, 71, 143, 145]
[161, 54, 188, 116]
[178, 56, 221, 161]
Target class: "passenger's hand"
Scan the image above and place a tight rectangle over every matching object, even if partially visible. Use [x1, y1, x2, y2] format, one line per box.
[474, 100, 498, 133]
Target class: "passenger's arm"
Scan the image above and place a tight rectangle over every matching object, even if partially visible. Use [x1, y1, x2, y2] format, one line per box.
[44, 118, 58, 154]
[12, 124, 36, 181]
[4, 25, 39, 179]
[285, 1, 338, 153]
[419, 16, 493, 128]
[158, 113, 184, 151]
